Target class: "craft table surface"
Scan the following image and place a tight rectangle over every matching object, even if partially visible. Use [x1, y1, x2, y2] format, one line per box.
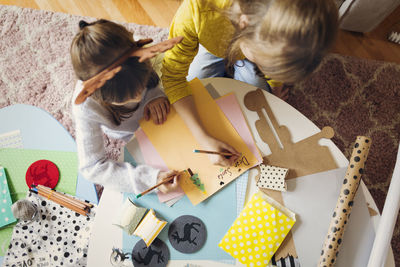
[0, 104, 98, 265]
[87, 78, 395, 267]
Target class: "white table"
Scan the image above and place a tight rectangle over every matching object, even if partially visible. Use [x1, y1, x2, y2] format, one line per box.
[87, 78, 394, 267]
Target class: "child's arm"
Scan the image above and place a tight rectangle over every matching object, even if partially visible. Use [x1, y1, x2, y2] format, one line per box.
[173, 95, 241, 167]
[72, 105, 160, 194]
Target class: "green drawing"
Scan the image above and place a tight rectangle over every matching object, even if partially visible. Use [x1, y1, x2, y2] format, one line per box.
[190, 173, 205, 192]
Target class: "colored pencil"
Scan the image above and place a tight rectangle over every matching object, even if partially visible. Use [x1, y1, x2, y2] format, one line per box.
[36, 185, 93, 210]
[31, 185, 90, 216]
[136, 172, 181, 199]
[193, 149, 235, 157]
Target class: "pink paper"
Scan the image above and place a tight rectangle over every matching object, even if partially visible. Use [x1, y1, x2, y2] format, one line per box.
[215, 93, 262, 165]
[135, 92, 262, 203]
[135, 129, 185, 202]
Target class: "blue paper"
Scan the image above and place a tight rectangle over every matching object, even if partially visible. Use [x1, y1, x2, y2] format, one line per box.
[122, 148, 236, 260]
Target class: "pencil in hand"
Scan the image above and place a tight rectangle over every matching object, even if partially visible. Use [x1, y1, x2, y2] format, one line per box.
[135, 172, 180, 199]
[193, 149, 235, 157]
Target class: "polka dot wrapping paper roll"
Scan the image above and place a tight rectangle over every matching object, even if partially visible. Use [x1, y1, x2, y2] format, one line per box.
[318, 136, 371, 266]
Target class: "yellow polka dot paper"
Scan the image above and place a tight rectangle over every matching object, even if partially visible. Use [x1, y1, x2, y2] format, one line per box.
[219, 191, 296, 266]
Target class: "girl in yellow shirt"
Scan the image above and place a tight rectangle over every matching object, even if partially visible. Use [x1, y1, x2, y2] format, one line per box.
[162, 0, 338, 166]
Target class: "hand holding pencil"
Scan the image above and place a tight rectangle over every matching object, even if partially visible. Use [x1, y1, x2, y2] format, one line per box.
[136, 170, 181, 198]
[157, 170, 180, 194]
[194, 138, 241, 167]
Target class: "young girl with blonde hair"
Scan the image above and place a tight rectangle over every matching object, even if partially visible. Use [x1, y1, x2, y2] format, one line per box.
[162, 0, 338, 166]
[70, 19, 182, 194]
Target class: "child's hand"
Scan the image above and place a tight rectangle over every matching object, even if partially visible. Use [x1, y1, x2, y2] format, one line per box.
[144, 97, 170, 125]
[157, 170, 180, 194]
[201, 136, 241, 167]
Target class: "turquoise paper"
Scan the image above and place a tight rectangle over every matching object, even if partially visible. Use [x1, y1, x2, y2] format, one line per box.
[122, 148, 237, 260]
[0, 167, 16, 228]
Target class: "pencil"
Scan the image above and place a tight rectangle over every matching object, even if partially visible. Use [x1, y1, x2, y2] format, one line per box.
[31, 188, 88, 216]
[31, 186, 90, 216]
[193, 149, 235, 157]
[135, 172, 180, 199]
[36, 185, 93, 210]
[36, 185, 89, 211]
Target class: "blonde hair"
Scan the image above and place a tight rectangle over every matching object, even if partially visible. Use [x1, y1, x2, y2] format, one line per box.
[70, 19, 159, 125]
[226, 0, 339, 83]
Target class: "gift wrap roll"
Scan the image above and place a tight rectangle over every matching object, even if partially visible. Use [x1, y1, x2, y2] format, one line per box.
[318, 136, 371, 266]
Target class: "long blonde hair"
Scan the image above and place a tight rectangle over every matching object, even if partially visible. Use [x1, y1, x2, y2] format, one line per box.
[226, 0, 339, 83]
[70, 19, 159, 125]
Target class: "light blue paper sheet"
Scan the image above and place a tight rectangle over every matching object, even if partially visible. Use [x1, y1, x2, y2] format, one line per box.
[122, 149, 237, 260]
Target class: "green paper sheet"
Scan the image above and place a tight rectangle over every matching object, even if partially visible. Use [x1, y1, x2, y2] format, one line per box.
[0, 148, 78, 255]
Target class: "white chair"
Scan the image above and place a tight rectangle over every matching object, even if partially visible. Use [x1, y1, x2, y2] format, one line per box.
[367, 144, 400, 267]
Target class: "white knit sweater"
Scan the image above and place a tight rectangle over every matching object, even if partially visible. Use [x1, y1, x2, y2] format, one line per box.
[72, 80, 166, 194]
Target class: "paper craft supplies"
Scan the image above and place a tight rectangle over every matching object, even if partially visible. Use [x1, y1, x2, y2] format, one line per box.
[132, 238, 170, 267]
[319, 136, 371, 266]
[0, 130, 23, 149]
[256, 164, 289, 192]
[0, 167, 16, 228]
[114, 198, 148, 235]
[219, 191, 296, 266]
[31, 185, 93, 217]
[0, 148, 78, 199]
[140, 78, 259, 205]
[114, 198, 167, 246]
[3, 191, 96, 267]
[168, 215, 207, 254]
[134, 209, 167, 247]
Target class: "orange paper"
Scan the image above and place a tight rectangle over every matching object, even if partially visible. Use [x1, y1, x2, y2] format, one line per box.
[140, 78, 258, 205]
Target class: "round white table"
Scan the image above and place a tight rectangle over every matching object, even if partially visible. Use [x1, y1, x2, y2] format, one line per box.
[87, 78, 394, 267]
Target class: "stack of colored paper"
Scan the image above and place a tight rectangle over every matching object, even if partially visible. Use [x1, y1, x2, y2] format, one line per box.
[139, 78, 261, 205]
[219, 191, 296, 266]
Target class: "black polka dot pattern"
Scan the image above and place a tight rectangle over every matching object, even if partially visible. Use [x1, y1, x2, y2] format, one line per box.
[318, 136, 371, 266]
[256, 164, 288, 191]
[3, 192, 96, 267]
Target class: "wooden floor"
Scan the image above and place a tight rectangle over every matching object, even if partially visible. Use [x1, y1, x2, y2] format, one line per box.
[1, 0, 400, 64]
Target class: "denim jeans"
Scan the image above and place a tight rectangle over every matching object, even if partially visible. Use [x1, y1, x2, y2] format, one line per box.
[187, 44, 270, 91]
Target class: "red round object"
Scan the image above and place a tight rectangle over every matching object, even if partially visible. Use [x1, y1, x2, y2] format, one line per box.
[25, 160, 59, 189]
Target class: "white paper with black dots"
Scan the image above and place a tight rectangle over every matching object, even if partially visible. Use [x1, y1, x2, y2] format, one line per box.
[3, 191, 96, 267]
[256, 164, 288, 192]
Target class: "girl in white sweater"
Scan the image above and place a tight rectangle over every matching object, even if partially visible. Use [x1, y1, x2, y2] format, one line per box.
[70, 19, 181, 195]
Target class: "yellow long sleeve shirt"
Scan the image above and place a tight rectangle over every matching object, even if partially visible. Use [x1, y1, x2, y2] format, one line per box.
[162, 0, 281, 104]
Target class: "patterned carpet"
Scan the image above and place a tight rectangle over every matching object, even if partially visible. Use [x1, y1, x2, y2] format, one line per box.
[1, 4, 399, 266]
[287, 54, 400, 265]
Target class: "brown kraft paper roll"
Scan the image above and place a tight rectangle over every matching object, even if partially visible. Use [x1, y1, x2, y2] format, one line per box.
[318, 136, 371, 266]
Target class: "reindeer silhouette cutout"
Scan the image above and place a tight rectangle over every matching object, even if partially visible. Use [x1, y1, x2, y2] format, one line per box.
[30, 163, 51, 186]
[171, 222, 201, 245]
[133, 246, 165, 265]
[244, 88, 338, 260]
